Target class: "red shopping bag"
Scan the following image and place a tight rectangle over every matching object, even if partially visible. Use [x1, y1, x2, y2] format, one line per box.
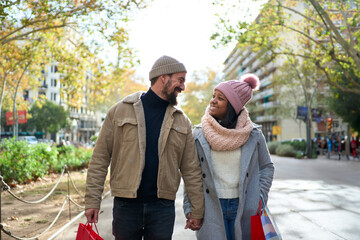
[76, 222, 104, 240]
[251, 196, 282, 240]
[251, 199, 265, 240]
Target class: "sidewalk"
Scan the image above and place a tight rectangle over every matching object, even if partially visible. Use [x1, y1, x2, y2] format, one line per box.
[53, 182, 196, 240]
[54, 155, 360, 240]
[54, 180, 360, 240]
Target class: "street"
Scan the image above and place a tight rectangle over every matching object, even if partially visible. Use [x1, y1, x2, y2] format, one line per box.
[54, 155, 360, 240]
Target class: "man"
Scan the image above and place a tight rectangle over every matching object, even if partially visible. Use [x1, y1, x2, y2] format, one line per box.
[85, 55, 204, 240]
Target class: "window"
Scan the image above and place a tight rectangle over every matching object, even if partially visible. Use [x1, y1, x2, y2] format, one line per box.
[51, 78, 57, 87]
[51, 93, 57, 101]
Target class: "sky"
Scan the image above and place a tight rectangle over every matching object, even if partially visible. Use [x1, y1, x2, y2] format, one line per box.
[126, 0, 263, 83]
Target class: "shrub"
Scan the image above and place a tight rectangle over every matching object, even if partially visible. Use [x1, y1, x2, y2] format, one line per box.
[55, 145, 93, 171]
[90, 135, 98, 142]
[267, 141, 280, 154]
[275, 144, 296, 157]
[295, 151, 304, 159]
[0, 138, 93, 183]
[290, 140, 307, 152]
[30, 143, 59, 175]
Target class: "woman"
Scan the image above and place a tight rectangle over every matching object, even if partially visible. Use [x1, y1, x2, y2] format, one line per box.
[184, 73, 274, 240]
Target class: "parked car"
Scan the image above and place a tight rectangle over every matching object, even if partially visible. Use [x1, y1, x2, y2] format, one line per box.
[18, 136, 38, 145]
[291, 138, 305, 142]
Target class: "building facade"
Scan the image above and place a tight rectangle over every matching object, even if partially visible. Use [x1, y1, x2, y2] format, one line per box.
[27, 63, 101, 144]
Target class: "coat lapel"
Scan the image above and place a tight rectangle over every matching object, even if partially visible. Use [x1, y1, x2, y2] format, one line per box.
[195, 128, 216, 182]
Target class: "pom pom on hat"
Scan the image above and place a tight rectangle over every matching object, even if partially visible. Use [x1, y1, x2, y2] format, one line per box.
[240, 73, 260, 91]
[214, 73, 260, 115]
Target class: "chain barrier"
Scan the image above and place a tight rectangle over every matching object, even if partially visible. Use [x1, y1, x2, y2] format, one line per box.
[1, 167, 66, 204]
[0, 165, 86, 239]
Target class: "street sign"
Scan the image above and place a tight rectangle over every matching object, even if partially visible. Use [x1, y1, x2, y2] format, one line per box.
[272, 125, 282, 135]
[296, 106, 308, 120]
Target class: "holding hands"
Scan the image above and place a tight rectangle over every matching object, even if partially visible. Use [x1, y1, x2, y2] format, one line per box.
[185, 212, 202, 231]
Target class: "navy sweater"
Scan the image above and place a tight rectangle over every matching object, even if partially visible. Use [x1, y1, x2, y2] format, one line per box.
[136, 88, 168, 201]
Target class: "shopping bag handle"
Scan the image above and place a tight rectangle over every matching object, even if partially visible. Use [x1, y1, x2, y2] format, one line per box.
[86, 221, 100, 235]
[256, 194, 266, 215]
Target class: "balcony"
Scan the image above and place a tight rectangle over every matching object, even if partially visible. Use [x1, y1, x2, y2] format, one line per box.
[252, 101, 278, 113]
[254, 115, 277, 122]
[252, 88, 274, 101]
[40, 83, 48, 89]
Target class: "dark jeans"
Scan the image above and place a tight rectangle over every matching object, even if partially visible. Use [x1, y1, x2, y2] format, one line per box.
[113, 197, 175, 240]
[220, 198, 239, 240]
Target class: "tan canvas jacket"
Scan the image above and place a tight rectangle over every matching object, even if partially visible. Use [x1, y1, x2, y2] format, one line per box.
[85, 91, 204, 219]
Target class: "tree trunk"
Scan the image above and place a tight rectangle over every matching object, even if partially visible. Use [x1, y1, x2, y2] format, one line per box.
[0, 76, 6, 132]
[12, 61, 31, 139]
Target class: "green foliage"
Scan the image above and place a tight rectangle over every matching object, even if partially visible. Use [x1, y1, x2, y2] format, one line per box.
[267, 140, 308, 158]
[289, 140, 307, 152]
[28, 100, 69, 133]
[328, 71, 360, 132]
[90, 135, 98, 142]
[56, 145, 93, 171]
[0, 138, 93, 184]
[0, 138, 56, 183]
[295, 151, 304, 159]
[181, 69, 220, 125]
[275, 144, 296, 157]
[267, 141, 280, 154]
[211, 0, 360, 95]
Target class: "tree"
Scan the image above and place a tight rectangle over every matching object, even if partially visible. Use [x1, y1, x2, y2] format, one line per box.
[0, 35, 44, 136]
[0, 0, 148, 45]
[181, 69, 219, 125]
[272, 56, 326, 158]
[211, 0, 360, 94]
[85, 26, 146, 112]
[328, 70, 360, 133]
[1, 0, 149, 122]
[28, 100, 69, 134]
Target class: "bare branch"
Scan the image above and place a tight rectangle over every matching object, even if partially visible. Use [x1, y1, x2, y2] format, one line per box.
[317, 62, 360, 95]
[270, 1, 325, 28]
[309, 0, 360, 69]
[1, 23, 67, 45]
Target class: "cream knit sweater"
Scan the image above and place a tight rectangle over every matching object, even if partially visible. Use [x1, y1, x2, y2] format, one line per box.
[211, 148, 241, 198]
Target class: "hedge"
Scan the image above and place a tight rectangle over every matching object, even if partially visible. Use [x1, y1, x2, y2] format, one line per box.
[0, 138, 93, 184]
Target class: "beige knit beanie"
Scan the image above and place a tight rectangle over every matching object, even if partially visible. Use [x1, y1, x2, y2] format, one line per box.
[149, 55, 187, 80]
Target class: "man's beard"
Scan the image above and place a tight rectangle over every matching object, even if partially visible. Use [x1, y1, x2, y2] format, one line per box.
[162, 80, 180, 105]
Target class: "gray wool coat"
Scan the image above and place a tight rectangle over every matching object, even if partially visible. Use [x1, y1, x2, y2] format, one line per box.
[183, 124, 274, 240]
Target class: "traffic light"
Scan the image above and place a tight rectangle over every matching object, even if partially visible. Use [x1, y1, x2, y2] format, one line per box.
[327, 118, 333, 131]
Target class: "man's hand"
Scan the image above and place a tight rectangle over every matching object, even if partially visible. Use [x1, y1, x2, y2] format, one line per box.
[85, 208, 99, 223]
[185, 212, 202, 231]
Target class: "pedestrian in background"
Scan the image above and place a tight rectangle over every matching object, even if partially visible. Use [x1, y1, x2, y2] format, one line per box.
[183, 74, 274, 240]
[85, 55, 204, 240]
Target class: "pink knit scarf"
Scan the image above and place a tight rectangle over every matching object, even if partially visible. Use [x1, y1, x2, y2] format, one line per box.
[201, 107, 253, 151]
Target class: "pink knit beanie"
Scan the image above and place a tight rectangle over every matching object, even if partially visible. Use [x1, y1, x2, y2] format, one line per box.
[214, 73, 260, 114]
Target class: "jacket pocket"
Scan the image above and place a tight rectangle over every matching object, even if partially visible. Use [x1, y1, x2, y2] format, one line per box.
[116, 118, 138, 142]
[168, 125, 187, 147]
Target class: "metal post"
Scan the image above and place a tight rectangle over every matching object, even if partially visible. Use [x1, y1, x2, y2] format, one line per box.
[67, 169, 71, 220]
[345, 124, 351, 160]
[306, 118, 312, 159]
[1, 175, 3, 240]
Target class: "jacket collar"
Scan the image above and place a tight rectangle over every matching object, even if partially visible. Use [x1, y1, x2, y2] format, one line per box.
[122, 91, 145, 103]
[122, 91, 184, 114]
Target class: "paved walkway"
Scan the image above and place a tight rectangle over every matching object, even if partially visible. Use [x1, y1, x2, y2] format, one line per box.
[54, 156, 360, 240]
[53, 182, 194, 240]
